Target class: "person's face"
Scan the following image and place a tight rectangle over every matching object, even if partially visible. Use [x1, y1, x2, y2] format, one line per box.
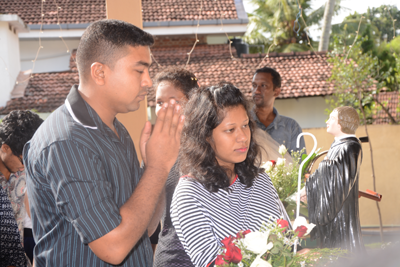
[209, 105, 251, 170]
[155, 81, 187, 116]
[104, 45, 152, 113]
[0, 144, 24, 173]
[251, 72, 281, 108]
[326, 110, 342, 136]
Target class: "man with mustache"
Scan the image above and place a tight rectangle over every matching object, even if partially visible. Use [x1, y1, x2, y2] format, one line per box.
[23, 20, 183, 266]
[251, 67, 305, 154]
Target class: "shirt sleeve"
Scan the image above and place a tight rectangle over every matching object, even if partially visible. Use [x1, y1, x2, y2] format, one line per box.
[39, 140, 122, 244]
[171, 180, 221, 267]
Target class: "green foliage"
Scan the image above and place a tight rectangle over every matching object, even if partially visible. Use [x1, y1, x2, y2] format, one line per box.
[244, 0, 315, 53]
[326, 39, 392, 124]
[218, 221, 348, 267]
[266, 148, 306, 201]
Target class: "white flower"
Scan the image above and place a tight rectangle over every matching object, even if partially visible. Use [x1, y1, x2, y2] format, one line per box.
[250, 257, 272, 267]
[300, 261, 306, 267]
[278, 187, 283, 191]
[263, 161, 274, 172]
[238, 262, 244, 267]
[293, 216, 316, 236]
[242, 231, 272, 254]
[276, 157, 286, 166]
[278, 145, 287, 156]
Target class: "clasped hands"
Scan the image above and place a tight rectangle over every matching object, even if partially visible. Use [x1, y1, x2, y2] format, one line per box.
[139, 99, 185, 174]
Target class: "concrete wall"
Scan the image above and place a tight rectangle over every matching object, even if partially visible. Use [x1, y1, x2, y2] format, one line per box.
[304, 125, 400, 228]
[19, 38, 80, 73]
[275, 96, 331, 129]
[0, 21, 21, 108]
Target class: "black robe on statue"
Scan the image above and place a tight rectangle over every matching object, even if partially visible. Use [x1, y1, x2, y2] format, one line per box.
[306, 137, 365, 253]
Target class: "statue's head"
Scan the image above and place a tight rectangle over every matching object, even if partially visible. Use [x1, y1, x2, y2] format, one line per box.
[332, 106, 360, 134]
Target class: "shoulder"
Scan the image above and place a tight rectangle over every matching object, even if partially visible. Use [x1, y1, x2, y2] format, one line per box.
[28, 105, 101, 158]
[342, 138, 362, 152]
[277, 114, 301, 129]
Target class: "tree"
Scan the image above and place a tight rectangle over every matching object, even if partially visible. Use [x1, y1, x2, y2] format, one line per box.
[244, 0, 345, 53]
[318, 0, 336, 51]
[244, 0, 314, 53]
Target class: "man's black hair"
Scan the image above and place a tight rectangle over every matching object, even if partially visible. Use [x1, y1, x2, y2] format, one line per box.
[0, 110, 43, 156]
[254, 67, 282, 89]
[76, 19, 154, 79]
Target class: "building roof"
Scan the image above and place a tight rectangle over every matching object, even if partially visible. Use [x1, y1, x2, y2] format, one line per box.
[0, 45, 335, 115]
[0, 0, 239, 25]
[374, 91, 400, 124]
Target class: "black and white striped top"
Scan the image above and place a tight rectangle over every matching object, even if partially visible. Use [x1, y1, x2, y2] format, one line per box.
[171, 172, 284, 267]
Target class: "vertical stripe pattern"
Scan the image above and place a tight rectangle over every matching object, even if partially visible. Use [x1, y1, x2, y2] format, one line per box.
[23, 86, 152, 267]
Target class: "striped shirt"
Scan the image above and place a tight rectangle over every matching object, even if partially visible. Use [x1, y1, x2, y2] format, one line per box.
[23, 85, 153, 267]
[171, 172, 284, 267]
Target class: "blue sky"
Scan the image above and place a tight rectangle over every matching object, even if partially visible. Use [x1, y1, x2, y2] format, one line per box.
[243, 0, 399, 40]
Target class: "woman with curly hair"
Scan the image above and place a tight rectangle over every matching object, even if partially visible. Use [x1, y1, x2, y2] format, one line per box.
[170, 83, 288, 267]
[152, 67, 199, 267]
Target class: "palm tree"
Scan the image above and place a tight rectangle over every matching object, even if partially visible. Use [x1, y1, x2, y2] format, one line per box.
[318, 0, 336, 51]
[245, 0, 344, 53]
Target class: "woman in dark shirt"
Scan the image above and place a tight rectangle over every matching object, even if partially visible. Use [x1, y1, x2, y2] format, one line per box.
[0, 186, 27, 267]
[152, 67, 199, 267]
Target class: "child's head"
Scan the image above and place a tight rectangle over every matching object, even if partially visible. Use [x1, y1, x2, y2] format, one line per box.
[179, 83, 261, 192]
[154, 68, 199, 115]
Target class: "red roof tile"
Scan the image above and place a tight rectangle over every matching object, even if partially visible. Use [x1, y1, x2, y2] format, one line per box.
[373, 91, 400, 124]
[0, 0, 238, 25]
[0, 45, 334, 114]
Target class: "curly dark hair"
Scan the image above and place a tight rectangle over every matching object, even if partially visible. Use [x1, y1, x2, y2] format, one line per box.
[178, 83, 262, 193]
[0, 110, 43, 156]
[77, 19, 154, 80]
[254, 67, 281, 89]
[154, 67, 199, 98]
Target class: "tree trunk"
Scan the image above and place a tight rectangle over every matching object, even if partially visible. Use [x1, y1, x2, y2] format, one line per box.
[318, 0, 336, 51]
[358, 93, 384, 243]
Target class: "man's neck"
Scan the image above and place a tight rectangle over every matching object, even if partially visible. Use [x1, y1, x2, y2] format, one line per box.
[78, 84, 119, 137]
[255, 106, 276, 128]
[0, 160, 11, 180]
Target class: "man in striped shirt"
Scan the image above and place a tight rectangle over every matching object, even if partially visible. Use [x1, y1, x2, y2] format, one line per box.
[23, 20, 183, 266]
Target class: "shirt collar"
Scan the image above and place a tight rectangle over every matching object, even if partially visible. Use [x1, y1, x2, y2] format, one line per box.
[251, 107, 281, 130]
[334, 134, 356, 141]
[65, 85, 125, 142]
[65, 85, 98, 130]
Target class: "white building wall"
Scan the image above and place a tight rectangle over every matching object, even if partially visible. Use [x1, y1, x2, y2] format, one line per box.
[0, 21, 21, 108]
[274, 96, 331, 129]
[20, 38, 80, 73]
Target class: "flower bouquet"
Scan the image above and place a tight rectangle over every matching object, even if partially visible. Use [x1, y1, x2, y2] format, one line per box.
[215, 217, 346, 267]
[263, 145, 320, 219]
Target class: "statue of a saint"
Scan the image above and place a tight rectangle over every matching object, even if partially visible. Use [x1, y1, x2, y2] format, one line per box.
[306, 106, 365, 253]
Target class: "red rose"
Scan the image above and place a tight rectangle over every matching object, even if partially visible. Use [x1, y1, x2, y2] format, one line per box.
[277, 219, 289, 232]
[270, 160, 276, 166]
[221, 236, 235, 247]
[224, 243, 242, 263]
[236, 229, 251, 239]
[221, 236, 242, 263]
[295, 225, 308, 238]
[215, 255, 227, 266]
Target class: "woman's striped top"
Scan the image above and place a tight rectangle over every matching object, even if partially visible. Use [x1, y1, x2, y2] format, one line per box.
[171, 172, 285, 267]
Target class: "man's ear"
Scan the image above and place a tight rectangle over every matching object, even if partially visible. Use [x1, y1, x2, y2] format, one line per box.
[0, 143, 11, 154]
[90, 62, 106, 85]
[273, 87, 281, 97]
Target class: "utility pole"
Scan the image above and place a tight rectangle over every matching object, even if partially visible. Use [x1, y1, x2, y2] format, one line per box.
[105, 0, 147, 161]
